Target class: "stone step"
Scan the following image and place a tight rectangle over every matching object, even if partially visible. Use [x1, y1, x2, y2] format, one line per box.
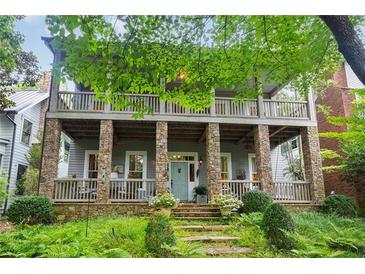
[198, 246, 253, 256]
[173, 211, 221, 218]
[178, 203, 217, 208]
[181, 235, 239, 242]
[173, 207, 220, 213]
[174, 216, 222, 220]
[175, 225, 230, 231]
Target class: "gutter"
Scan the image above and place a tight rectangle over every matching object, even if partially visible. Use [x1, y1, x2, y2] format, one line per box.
[2, 112, 17, 214]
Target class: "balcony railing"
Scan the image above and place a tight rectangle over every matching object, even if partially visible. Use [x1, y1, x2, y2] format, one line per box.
[220, 180, 262, 200]
[54, 179, 98, 202]
[273, 181, 312, 203]
[109, 179, 156, 202]
[56, 91, 310, 119]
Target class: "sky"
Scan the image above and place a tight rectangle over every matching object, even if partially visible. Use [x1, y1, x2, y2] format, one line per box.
[15, 16, 53, 71]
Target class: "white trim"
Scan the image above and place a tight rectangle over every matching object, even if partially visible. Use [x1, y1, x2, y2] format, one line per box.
[125, 151, 147, 179]
[168, 152, 198, 201]
[220, 152, 232, 180]
[84, 150, 99, 178]
[248, 153, 256, 181]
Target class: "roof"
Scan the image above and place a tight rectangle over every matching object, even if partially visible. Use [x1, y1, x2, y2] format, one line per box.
[4, 90, 49, 113]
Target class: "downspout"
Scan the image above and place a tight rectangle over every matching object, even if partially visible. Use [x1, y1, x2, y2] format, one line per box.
[3, 112, 17, 214]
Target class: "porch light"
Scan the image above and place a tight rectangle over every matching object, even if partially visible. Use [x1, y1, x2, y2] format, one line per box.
[199, 157, 203, 165]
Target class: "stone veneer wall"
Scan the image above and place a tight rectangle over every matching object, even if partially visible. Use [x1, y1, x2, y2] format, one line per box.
[97, 120, 113, 203]
[206, 123, 221, 200]
[254, 125, 273, 194]
[281, 203, 320, 213]
[39, 118, 61, 199]
[301, 126, 325, 204]
[155, 121, 168, 194]
[53, 203, 154, 222]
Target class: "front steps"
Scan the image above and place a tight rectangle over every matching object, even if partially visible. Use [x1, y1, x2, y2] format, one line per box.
[172, 204, 221, 220]
[175, 224, 254, 257]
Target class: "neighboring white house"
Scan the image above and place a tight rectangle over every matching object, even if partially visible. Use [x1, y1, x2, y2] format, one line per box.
[0, 88, 71, 212]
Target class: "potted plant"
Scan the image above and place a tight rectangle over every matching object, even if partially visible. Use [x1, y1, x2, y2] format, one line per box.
[149, 193, 179, 216]
[193, 185, 208, 204]
[210, 194, 243, 217]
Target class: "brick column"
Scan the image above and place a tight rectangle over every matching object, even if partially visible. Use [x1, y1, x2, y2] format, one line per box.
[254, 125, 273, 194]
[301, 126, 325, 204]
[206, 123, 221, 201]
[96, 120, 113, 203]
[155, 121, 169, 195]
[39, 118, 61, 199]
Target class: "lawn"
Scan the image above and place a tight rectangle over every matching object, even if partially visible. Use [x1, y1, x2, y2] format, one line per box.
[0, 212, 364, 258]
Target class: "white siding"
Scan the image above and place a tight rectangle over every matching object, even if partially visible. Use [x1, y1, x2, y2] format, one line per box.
[6, 102, 42, 204]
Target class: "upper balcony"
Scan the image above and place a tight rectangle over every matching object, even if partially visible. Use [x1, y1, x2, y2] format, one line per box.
[47, 91, 317, 127]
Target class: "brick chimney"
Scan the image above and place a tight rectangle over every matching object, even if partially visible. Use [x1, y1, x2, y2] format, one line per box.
[39, 71, 51, 93]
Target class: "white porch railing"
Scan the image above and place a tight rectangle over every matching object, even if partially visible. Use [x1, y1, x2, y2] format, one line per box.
[215, 98, 258, 117]
[220, 180, 261, 200]
[109, 179, 155, 202]
[56, 91, 311, 120]
[273, 181, 312, 203]
[54, 179, 98, 202]
[263, 99, 308, 119]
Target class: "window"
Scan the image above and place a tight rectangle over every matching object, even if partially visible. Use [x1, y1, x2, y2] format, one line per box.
[220, 153, 232, 180]
[21, 119, 32, 145]
[84, 151, 99, 178]
[281, 138, 298, 156]
[64, 142, 70, 162]
[125, 151, 147, 179]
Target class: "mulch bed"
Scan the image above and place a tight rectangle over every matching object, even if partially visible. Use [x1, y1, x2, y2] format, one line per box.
[0, 219, 15, 234]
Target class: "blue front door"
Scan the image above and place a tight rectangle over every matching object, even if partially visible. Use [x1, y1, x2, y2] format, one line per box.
[171, 161, 189, 201]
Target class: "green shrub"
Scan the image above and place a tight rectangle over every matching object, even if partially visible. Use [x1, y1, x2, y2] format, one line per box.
[262, 203, 295, 250]
[241, 190, 273, 213]
[7, 195, 54, 224]
[145, 212, 176, 257]
[23, 168, 39, 195]
[321, 195, 358, 218]
[0, 172, 8, 204]
[15, 179, 25, 195]
[193, 185, 208, 196]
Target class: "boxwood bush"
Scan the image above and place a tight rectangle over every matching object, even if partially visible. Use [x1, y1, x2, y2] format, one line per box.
[262, 203, 295, 250]
[241, 190, 273, 213]
[145, 212, 176, 257]
[321, 194, 358, 218]
[7, 195, 54, 224]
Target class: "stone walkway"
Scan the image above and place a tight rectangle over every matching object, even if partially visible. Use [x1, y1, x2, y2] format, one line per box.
[175, 223, 253, 257]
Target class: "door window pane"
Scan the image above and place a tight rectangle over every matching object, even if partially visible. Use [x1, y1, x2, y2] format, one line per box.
[251, 157, 258, 181]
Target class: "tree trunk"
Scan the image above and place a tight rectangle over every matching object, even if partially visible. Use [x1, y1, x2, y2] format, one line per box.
[320, 16, 365, 86]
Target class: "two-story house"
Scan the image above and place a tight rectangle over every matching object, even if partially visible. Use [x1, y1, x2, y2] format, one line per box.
[39, 37, 325, 218]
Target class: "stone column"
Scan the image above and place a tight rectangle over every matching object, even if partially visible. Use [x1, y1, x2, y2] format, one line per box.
[254, 125, 273, 194]
[155, 121, 169, 195]
[39, 118, 62, 199]
[300, 126, 325, 204]
[206, 123, 221, 201]
[96, 120, 113, 203]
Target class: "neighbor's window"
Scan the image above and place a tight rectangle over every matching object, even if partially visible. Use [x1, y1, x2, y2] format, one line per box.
[127, 153, 145, 179]
[21, 119, 32, 145]
[64, 142, 70, 162]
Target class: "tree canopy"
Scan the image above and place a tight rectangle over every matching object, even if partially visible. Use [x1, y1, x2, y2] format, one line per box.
[46, 15, 362, 110]
[0, 16, 41, 111]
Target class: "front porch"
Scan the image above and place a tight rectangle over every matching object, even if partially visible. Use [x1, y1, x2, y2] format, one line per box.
[39, 120, 324, 206]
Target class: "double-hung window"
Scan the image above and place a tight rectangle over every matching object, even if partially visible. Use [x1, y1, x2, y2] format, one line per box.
[21, 119, 32, 145]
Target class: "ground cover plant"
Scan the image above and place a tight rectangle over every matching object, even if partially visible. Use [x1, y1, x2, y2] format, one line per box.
[0, 212, 364, 258]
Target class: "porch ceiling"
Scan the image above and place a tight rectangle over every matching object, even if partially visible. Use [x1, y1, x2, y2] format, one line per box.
[61, 119, 300, 147]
